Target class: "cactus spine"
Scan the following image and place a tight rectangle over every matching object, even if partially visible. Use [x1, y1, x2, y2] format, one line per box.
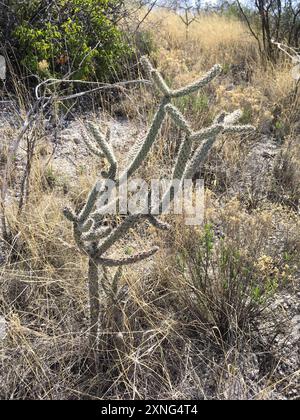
[63, 57, 255, 348]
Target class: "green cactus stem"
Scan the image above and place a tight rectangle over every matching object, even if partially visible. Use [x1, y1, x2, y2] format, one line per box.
[63, 56, 256, 349]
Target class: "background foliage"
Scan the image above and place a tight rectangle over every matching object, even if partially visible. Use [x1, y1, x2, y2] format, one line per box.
[0, 0, 130, 81]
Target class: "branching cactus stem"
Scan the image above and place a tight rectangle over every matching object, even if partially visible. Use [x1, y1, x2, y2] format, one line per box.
[63, 56, 255, 348]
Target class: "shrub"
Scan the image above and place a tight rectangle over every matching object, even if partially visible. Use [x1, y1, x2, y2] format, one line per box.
[174, 224, 280, 341]
[134, 30, 157, 57]
[1, 0, 130, 81]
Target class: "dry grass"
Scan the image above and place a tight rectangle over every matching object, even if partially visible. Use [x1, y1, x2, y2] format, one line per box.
[146, 11, 257, 70]
[0, 10, 299, 400]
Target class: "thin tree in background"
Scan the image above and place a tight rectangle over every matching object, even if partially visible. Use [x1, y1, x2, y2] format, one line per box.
[167, 0, 202, 39]
[236, 0, 300, 62]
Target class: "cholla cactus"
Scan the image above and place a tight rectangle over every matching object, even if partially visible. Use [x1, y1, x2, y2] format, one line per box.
[63, 57, 255, 348]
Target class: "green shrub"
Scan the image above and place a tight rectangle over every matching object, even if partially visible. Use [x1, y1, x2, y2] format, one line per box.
[2, 0, 130, 81]
[134, 30, 157, 57]
[175, 225, 279, 340]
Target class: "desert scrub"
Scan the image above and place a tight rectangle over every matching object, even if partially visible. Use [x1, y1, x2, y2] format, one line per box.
[155, 196, 300, 342]
[178, 225, 262, 335]
[171, 222, 280, 341]
[147, 11, 257, 69]
[63, 57, 255, 350]
[3, 0, 130, 81]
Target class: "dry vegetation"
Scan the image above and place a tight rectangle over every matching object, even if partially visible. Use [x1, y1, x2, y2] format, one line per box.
[0, 10, 299, 400]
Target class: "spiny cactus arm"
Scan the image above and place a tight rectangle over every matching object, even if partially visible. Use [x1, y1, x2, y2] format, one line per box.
[78, 182, 100, 224]
[165, 104, 192, 134]
[146, 215, 171, 231]
[122, 59, 222, 186]
[63, 208, 87, 250]
[223, 110, 243, 125]
[119, 98, 170, 183]
[79, 175, 120, 226]
[150, 133, 193, 215]
[184, 135, 218, 180]
[81, 130, 104, 158]
[141, 56, 171, 95]
[151, 115, 251, 214]
[141, 56, 222, 100]
[220, 110, 255, 133]
[185, 123, 255, 180]
[164, 105, 252, 144]
[140, 56, 154, 77]
[151, 70, 172, 96]
[88, 258, 100, 346]
[223, 124, 255, 134]
[63, 207, 78, 223]
[87, 122, 118, 179]
[105, 127, 111, 144]
[90, 193, 121, 223]
[96, 246, 159, 267]
[82, 226, 112, 242]
[190, 124, 224, 142]
[90, 211, 105, 224]
[97, 215, 140, 256]
[73, 224, 86, 251]
[190, 117, 255, 142]
[172, 134, 193, 181]
[78, 219, 94, 233]
[170, 64, 223, 98]
[62, 207, 93, 250]
[222, 109, 255, 134]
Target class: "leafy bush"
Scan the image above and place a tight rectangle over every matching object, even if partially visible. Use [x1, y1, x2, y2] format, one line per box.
[1, 0, 130, 81]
